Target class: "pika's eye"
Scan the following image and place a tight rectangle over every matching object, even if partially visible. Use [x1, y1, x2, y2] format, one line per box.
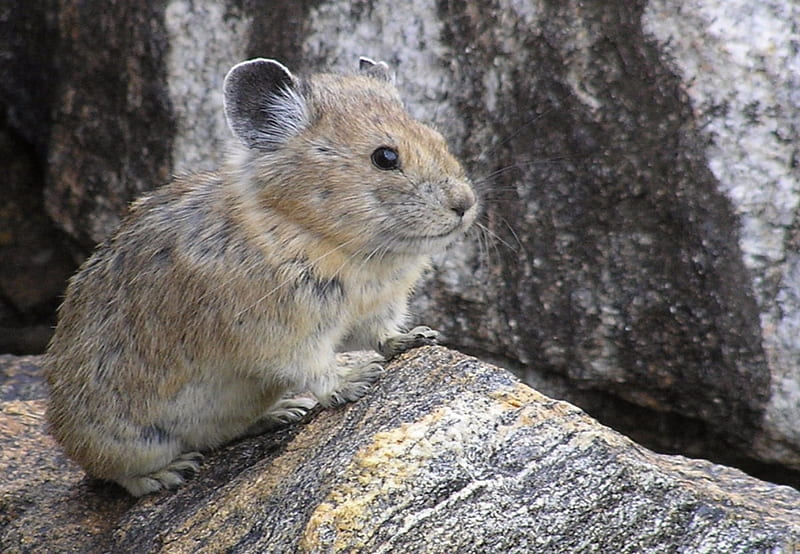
[371, 146, 400, 170]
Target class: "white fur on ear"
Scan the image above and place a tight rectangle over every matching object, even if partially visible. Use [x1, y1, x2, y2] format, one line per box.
[223, 58, 310, 150]
[358, 56, 394, 84]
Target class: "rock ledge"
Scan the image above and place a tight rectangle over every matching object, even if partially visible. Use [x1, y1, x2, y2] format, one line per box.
[1, 347, 798, 553]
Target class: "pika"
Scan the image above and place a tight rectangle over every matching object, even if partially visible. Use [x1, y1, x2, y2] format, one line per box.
[44, 57, 477, 496]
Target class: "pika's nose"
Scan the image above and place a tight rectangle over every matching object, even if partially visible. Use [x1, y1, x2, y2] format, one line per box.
[449, 184, 476, 218]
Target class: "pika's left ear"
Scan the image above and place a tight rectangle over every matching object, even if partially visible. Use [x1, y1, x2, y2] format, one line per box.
[358, 57, 394, 83]
[223, 58, 309, 151]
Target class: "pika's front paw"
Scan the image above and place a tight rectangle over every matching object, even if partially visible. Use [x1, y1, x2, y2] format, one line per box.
[267, 396, 318, 424]
[245, 396, 318, 436]
[116, 451, 204, 497]
[379, 326, 440, 359]
[320, 361, 384, 408]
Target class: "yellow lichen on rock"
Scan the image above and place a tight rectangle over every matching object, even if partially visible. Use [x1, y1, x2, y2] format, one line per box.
[301, 408, 447, 551]
[300, 384, 550, 552]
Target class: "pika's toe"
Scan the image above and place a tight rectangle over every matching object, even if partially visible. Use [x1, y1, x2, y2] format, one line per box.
[116, 451, 204, 496]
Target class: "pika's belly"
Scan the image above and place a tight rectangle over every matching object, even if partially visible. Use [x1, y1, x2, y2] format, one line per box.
[156, 372, 283, 450]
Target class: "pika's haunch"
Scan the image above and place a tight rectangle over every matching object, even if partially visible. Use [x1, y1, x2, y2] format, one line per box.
[44, 57, 477, 496]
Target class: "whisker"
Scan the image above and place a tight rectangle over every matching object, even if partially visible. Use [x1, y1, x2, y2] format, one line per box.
[234, 234, 363, 318]
[476, 222, 518, 254]
[330, 240, 385, 284]
[474, 155, 578, 187]
[477, 225, 497, 270]
[501, 218, 525, 253]
[476, 90, 576, 161]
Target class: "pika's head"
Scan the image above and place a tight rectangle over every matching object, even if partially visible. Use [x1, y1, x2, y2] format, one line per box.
[223, 57, 477, 258]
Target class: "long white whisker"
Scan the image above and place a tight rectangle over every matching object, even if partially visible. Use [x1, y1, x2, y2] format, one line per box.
[473, 156, 577, 188]
[501, 218, 525, 253]
[234, 234, 363, 318]
[476, 90, 576, 161]
[476, 222, 517, 254]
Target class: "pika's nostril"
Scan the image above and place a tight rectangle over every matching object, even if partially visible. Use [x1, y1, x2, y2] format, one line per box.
[450, 187, 476, 218]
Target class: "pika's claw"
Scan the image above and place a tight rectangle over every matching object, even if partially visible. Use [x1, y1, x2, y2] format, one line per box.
[266, 396, 318, 424]
[116, 451, 204, 497]
[244, 396, 318, 436]
[321, 362, 384, 408]
[379, 326, 440, 359]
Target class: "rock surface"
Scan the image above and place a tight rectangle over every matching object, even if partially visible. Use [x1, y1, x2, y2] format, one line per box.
[0, 124, 78, 354]
[2, 0, 799, 482]
[2, 347, 799, 553]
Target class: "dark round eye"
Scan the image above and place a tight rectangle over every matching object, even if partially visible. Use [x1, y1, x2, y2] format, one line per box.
[371, 146, 400, 170]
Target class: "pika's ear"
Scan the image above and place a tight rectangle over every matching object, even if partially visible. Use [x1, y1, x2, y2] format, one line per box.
[223, 58, 309, 150]
[358, 57, 394, 83]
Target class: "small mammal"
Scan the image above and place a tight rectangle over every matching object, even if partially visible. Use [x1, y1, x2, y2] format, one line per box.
[44, 57, 477, 496]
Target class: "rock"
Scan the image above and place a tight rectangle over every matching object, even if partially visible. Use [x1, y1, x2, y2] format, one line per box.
[43, 1, 177, 247]
[641, 0, 800, 480]
[2, 0, 799, 480]
[0, 354, 47, 402]
[1, 348, 798, 552]
[0, 0, 59, 156]
[0, 121, 78, 354]
[415, 0, 799, 477]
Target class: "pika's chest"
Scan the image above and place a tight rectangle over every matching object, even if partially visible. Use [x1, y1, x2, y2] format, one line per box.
[288, 257, 421, 322]
[304, 264, 416, 317]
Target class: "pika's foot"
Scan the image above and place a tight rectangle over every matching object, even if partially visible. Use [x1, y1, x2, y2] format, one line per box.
[321, 361, 384, 408]
[379, 326, 440, 359]
[116, 451, 204, 497]
[265, 396, 318, 424]
[244, 396, 318, 436]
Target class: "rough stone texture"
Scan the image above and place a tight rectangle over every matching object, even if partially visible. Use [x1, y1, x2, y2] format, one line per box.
[2, 348, 799, 553]
[0, 2, 77, 355]
[0, 355, 47, 402]
[43, 0, 176, 247]
[415, 0, 800, 478]
[0, 0, 59, 156]
[0, 122, 78, 354]
[642, 0, 800, 478]
[2, 0, 799, 484]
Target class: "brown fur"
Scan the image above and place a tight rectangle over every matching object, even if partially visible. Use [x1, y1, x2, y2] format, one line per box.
[44, 58, 477, 496]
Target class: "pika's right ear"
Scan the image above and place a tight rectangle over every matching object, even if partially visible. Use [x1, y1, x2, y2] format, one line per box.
[223, 58, 309, 150]
[359, 57, 394, 83]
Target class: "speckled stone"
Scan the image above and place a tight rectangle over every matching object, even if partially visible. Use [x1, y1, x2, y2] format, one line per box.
[1, 347, 798, 552]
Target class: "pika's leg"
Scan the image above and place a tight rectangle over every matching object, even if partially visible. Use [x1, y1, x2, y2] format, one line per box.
[243, 396, 318, 436]
[115, 451, 204, 497]
[307, 317, 431, 408]
[379, 326, 440, 359]
[309, 360, 385, 408]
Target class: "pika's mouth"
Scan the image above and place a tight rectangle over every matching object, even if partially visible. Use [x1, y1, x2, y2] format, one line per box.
[392, 218, 474, 246]
[380, 199, 478, 252]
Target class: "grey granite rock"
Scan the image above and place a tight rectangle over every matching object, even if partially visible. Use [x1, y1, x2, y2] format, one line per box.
[1, 348, 798, 552]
